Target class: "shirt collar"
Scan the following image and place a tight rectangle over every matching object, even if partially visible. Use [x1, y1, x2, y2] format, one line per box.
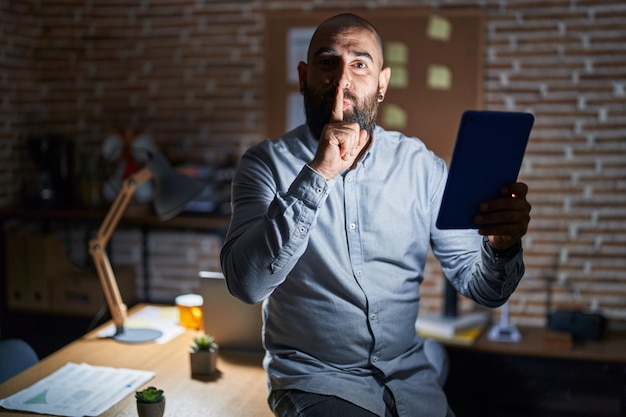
[356, 124, 381, 169]
[300, 125, 319, 154]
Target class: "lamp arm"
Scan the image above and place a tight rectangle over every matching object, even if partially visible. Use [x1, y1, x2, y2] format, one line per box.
[88, 166, 153, 332]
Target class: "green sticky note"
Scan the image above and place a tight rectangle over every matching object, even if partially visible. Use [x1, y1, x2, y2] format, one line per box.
[385, 41, 408, 64]
[381, 104, 407, 129]
[389, 67, 408, 88]
[427, 15, 452, 42]
[427, 65, 452, 90]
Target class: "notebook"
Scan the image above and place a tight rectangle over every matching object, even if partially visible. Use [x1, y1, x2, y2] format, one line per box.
[199, 271, 264, 352]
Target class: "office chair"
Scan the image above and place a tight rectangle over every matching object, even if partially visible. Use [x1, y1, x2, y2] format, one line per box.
[423, 338, 449, 387]
[0, 338, 39, 383]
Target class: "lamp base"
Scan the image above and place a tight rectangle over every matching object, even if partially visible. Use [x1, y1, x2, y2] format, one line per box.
[113, 327, 163, 343]
[487, 323, 521, 343]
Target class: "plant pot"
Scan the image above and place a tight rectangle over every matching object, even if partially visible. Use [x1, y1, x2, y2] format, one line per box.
[190, 349, 218, 375]
[136, 399, 165, 417]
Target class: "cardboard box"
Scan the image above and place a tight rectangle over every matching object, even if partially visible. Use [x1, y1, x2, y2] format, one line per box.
[50, 266, 136, 317]
[6, 234, 75, 312]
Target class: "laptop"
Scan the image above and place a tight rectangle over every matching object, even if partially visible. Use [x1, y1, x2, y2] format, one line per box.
[198, 271, 264, 352]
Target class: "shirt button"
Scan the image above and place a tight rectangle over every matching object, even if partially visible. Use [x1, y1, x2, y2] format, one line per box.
[315, 187, 323, 194]
[349, 223, 356, 230]
[299, 226, 307, 234]
[356, 271, 363, 277]
[370, 313, 377, 320]
[372, 356, 379, 362]
[346, 176, 353, 182]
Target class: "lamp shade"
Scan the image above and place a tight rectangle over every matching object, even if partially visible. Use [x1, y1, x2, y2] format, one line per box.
[145, 151, 204, 220]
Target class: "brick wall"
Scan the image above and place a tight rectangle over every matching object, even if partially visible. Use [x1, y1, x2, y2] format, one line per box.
[2, 0, 625, 330]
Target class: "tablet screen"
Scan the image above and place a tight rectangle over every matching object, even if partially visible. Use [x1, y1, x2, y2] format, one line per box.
[436, 110, 534, 229]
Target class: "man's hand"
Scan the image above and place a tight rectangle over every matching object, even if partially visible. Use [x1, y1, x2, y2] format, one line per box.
[309, 87, 369, 180]
[474, 182, 531, 250]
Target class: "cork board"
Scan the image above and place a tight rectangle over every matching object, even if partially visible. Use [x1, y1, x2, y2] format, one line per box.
[264, 8, 484, 162]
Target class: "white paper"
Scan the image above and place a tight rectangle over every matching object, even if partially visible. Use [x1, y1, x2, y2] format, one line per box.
[0, 362, 154, 417]
[286, 27, 315, 84]
[98, 305, 185, 344]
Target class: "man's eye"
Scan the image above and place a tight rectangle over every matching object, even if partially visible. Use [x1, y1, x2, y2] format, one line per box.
[318, 57, 336, 67]
[355, 61, 367, 69]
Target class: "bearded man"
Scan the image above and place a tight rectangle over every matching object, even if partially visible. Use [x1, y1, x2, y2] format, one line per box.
[221, 13, 530, 417]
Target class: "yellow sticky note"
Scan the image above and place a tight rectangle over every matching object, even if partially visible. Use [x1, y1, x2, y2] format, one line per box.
[389, 67, 408, 88]
[381, 104, 407, 129]
[427, 15, 452, 42]
[385, 41, 408, 64]
[427, 65, 452, 90]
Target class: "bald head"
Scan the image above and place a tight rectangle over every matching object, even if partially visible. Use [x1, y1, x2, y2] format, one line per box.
[308, 13, 384, 69]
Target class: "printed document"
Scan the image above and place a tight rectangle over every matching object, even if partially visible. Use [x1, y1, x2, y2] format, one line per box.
[0, 362, 154, 416]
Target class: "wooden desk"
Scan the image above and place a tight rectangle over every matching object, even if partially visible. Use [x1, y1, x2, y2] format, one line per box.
[466, 325, 626, 363]
[0, 305, 273, 417]
[444, 326, 626, 417]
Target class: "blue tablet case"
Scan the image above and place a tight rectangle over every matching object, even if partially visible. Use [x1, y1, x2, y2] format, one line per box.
[436, 110, 534, 229]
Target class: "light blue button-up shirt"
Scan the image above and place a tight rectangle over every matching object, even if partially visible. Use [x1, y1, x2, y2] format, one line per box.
[221, 124, 525, 416]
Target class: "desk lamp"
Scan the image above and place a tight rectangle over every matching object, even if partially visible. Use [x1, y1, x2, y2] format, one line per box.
[89, 149, 203, 343]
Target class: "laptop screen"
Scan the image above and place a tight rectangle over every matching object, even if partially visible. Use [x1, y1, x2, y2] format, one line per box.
[198, 271, 264, 352]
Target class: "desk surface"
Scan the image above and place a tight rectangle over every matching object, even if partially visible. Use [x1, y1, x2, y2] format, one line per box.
[0, 305, 273, 417]
[452, 325, 626, 364]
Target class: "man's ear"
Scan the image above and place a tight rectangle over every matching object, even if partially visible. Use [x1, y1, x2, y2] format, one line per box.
[378, 66, 391, 97]
[297, 61, 307, 93]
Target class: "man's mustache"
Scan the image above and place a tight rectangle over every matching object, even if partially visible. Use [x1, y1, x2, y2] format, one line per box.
[321, 88, 358, 108]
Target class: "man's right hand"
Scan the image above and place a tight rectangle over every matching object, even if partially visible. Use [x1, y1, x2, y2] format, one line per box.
[309, 87, 369, 180]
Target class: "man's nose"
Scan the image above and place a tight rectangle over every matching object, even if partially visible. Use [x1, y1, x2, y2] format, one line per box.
[333, 63, 351, 89]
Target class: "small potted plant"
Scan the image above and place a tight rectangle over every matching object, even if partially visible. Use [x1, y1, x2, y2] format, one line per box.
[190, 334, 219, 375]
[135, 386, 165, 417]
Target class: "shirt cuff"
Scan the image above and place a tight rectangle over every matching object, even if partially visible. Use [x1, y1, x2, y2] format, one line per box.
[286, 165, 335, 209]
[481, 237, 525, 294]
[482, 236, 522, 262]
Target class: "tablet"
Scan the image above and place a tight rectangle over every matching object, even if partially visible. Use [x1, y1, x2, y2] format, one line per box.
[436, 110, 534, 229]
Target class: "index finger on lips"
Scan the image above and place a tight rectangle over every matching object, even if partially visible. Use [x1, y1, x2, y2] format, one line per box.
[331, 86, 343, 123]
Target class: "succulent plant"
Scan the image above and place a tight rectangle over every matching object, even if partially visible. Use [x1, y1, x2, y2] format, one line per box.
[191, 334, 218, 352]
[135, 386, 164, 404]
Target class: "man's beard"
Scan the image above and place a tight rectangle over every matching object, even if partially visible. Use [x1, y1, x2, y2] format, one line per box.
[302, 84, 379, 140]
